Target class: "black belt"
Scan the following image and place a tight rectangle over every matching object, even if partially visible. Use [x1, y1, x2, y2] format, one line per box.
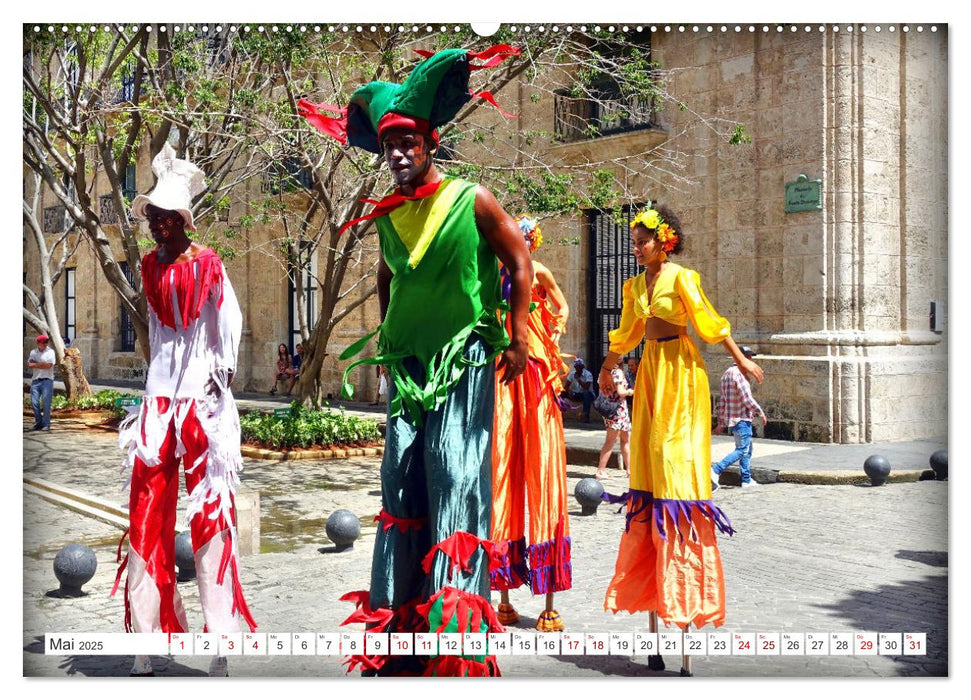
[652, 335, 685, 343]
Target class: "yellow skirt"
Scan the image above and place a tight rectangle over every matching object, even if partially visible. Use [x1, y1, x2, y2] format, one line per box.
[603, 335, 733, 628]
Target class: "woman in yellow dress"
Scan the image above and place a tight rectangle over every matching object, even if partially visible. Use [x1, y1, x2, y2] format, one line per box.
[598, 205, 763, 675]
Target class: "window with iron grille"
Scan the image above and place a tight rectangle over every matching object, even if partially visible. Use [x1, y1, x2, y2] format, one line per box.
[64, 268, 76, 343]
[288, 243, 318, 353]
[122, 164, 137, 202]
[119, 262, 137, 352]
[120, 68, 136, 103]
[587, 206, 645, 371]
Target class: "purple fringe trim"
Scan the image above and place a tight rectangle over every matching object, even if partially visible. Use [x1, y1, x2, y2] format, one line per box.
[606, 488, 735, 541]
[490, 537, 529, 591]
[526, 536, 573, 595]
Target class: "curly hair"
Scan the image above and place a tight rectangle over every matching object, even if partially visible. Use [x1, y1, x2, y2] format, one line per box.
[632, 203, 685, 256]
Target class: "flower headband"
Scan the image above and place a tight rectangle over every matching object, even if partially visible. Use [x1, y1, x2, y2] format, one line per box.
[516, 215, 543, 252]
[631, 208, 678, 253]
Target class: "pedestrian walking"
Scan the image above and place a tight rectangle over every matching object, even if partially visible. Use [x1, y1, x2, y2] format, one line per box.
[711, 346, 767, 490]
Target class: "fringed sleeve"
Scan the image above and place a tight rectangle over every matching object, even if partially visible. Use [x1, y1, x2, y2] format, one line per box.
[213, 264, 242, 376]
[608, 277, 647, 355]
[676, 268, 731, 344]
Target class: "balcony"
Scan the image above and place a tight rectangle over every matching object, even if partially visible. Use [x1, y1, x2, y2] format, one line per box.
[261, 157, 313, 195]
[553, 79, 658, 144]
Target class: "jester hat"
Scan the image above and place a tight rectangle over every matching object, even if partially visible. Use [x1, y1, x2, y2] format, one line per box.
[298, 45, 519, 154]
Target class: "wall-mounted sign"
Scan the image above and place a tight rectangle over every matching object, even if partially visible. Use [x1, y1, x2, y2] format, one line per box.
[785, 174, 822, 213]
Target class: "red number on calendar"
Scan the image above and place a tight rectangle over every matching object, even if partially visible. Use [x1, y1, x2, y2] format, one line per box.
[738, 641, 751, 650]
[909, 640, 922, 650]
[228, 641, 235, 650]
[569, 640, 579, 650]
[861, 641, 872, 650]
[762, 640, 775, 650]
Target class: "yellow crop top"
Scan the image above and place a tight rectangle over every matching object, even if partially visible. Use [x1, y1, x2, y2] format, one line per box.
[608, 262, 731, 355]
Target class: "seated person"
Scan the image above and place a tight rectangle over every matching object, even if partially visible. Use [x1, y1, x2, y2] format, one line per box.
[270, 343, 291, 395]
[284, 343, 303, 396]
[565, 357, 596, 422]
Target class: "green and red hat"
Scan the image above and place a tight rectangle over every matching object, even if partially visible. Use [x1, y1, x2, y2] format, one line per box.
[298, 45, 519, 154]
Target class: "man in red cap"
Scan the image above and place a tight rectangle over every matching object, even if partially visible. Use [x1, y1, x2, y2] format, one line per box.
[27, 334, 55, 431]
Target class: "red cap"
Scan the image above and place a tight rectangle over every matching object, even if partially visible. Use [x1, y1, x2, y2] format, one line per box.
[377, 112, 440, 147]
[36, 334, 49, 343]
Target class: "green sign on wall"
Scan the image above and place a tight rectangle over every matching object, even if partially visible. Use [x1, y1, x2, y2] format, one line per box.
[785, 174, 822, 213]
[274, 407, 291, 418]
[115, 397, 142, 407]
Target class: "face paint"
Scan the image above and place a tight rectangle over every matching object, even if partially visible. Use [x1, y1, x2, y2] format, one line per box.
[382, 129, 432, 187]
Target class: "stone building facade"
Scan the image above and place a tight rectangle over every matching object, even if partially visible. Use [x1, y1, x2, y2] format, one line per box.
[23, 25, 947, 443]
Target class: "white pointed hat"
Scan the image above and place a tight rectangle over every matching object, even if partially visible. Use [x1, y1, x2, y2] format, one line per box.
[129, 143, 206, 231]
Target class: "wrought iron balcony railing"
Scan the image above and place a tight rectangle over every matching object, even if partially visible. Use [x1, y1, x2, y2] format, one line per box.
[554, 81, 658, 143]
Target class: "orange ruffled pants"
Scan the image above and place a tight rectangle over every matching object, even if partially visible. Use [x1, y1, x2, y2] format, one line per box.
[491, 357, 571, 594]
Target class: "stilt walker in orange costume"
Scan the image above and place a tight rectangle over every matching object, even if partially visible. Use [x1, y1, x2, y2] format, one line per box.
[115, 144, 256, 677]
[490, 217, 572, 632]
[599, 205, 763, 676]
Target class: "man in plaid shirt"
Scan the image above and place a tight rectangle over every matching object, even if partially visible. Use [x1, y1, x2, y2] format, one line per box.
[711, 346, 767, 490]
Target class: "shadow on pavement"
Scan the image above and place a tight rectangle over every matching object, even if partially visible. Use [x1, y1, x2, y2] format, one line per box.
[895, 550, 947, 568]
[813, 572, 947, 676]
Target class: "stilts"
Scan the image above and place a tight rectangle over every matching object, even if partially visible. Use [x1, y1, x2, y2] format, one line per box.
[646, 611, 665, 671]
[680, 624, 693, 677]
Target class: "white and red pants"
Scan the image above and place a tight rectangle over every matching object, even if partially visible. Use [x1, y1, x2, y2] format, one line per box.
[114, 397, 256, 634]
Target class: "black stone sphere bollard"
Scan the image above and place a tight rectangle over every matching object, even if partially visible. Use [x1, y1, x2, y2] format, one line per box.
[53, 544, 97, 596]
[863, 455, 892, 487]
[929, 450, 947, 480]
[175, 530, 196, 582]
[574, 478, 605, 516]
[326, 509, 361, 552]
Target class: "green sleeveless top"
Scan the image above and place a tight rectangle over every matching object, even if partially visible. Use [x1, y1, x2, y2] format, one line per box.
[339, 177, 508, 423]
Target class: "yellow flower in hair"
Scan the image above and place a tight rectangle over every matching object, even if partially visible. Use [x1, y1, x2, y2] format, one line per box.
[631, 208, 661, 231]
[530, 226, 543, 251]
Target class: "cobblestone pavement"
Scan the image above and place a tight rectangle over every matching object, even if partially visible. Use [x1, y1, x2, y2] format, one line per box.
[23, 420, 947, 678]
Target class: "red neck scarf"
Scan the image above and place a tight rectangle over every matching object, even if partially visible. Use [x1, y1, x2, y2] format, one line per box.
[339, 179, 443, 235]
[141, 247, 224, 330]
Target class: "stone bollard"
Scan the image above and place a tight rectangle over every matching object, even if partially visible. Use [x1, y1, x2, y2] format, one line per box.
[53, 543, 97, 596]
[929, 450, 947, 481]
[235, 489, 261, 556]
[574, 478, 605, 516]
[326, 510, 361, 552]
[863, 455, 891, 487]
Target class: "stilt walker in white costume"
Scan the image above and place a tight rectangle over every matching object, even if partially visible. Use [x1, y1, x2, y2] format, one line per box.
[113, 144, 256, 677]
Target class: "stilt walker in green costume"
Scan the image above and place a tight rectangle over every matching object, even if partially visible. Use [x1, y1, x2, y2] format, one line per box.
[299, 45, 532, 677]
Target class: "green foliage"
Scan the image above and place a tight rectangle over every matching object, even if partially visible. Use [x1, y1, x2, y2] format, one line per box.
[583, 169, 620, 211]
[729, 124, 752, 146]
[26, 389, 136, 412]
[503, 171, 580, 215]
[239, 402, 382, 450]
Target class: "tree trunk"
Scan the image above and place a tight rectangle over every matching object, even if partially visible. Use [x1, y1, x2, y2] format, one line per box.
[60, 348, 92, 401]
